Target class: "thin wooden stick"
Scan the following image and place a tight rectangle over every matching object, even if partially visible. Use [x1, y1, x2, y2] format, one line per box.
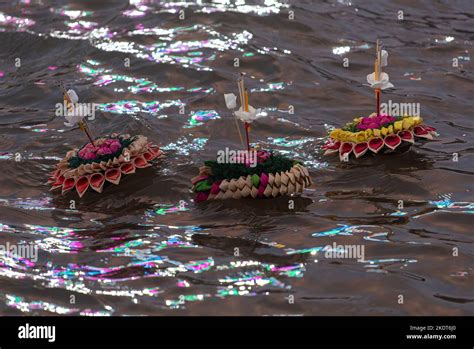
[244, 89, 250, 151]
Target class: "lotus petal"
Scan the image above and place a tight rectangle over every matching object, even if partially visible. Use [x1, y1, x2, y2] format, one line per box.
[287, 182, 295, 194]
[251, 186, 258, 198]
[295, 181, 302, 193]
[229, 179, 237, 192]
[324, 148, 340, 156]
[398, 130, 414, 144]
[223, 189, 234, 199]
[237, 177, 246, 190]
[51, 175, 65, 190]
[232, 189, 242, 199]
[263, 185, 272, 197]
[99, 161, 108, 170]
[300, 165, 310, 178]
[219, 180, 229, 191]
[271, 185, 280, 197]
[323, 140, 341, 155]
[268, 173, 275, 185]
[77, 166, 87, 176]
[134, 156, 151, 168]
[274, 172, 281, 187]
[241, 186, 251, 198]
[280, 172, 289, 186]
[292, 167, 301, 180]
[368, 138, 384, 153]
[287, 171, 296, 185]
[84, 163, 94, 174]
[245, 175, 253, 188]
[423, 125, 437, 134]
[112, 157, 120, 167]
[215, 191, 224, 200]
[75, 176, 90, 198]
[61, 178, 75, 194]
[121, 162, 136, 175]
[90, 173, 105, 193]
[143, 151, 155, 162]
[339, 142, 353, 161]
[384, 134, 402, 150]
[353, 142, 369, 158]
[150, 147, 163, 157]
[199, 166, 212, 176]
[323, 140, 341, 151]
[105, 168, 121, 185]
[279, 184, 288, 195]
[413, 126, 433, 139]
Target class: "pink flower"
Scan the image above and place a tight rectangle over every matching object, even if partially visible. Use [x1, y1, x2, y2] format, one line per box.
[80, 150, 97, 160]
[97, 147, 113, 156]
[78, 137, 122, 160]
[356, 115, 396, 131]
[257, 150, 270, 163]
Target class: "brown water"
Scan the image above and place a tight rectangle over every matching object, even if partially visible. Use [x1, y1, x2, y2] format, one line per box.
[0, 0, 472, 316]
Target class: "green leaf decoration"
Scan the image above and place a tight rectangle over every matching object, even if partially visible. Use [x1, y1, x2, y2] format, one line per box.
[251, 174, 260, 187]
[195, 180, 212, 192]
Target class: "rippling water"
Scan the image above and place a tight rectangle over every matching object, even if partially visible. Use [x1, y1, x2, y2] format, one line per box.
[0, 0, 473, 316]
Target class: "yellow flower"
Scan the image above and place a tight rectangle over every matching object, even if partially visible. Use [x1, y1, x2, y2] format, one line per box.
[403, 117, 414, 130]
[356, 132, 366, 142]
[330, 129, 341, 139]
[388, 125, 394, 134]
[394, 121, 403, 132]
[412, 116, 422, 125]
[381, 127, 388, 136]
[373, 129, 381, 137]
[365, 129, 373, 138]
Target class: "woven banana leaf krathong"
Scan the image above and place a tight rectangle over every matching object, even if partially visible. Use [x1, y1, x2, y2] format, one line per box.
[191, 75, 312, 202]
[323, 40, 437, 161]
[48, 88, 164, 197]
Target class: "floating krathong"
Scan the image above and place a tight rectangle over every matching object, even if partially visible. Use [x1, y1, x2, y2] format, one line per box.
[323, 40, 437, 161]
[48, 87, 164, 197]
[191, 75, 312, 202]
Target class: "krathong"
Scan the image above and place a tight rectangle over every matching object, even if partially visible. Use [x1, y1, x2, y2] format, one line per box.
[191, 75, 312, 202]
[48, 87, 164, 197]
[323, 40, 437, 161]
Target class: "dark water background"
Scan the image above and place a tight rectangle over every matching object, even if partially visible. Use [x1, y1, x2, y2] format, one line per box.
[0, 0, 472, 315]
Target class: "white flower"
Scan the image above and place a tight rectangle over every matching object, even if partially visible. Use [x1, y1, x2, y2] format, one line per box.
[63, 89, 85, 127]
[234, 105, 263, 123]
[66, 89, 79, 103]
[224, 93, 237, 109]
[64, 112, 86, 127]
[367, 72, 394, 90]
